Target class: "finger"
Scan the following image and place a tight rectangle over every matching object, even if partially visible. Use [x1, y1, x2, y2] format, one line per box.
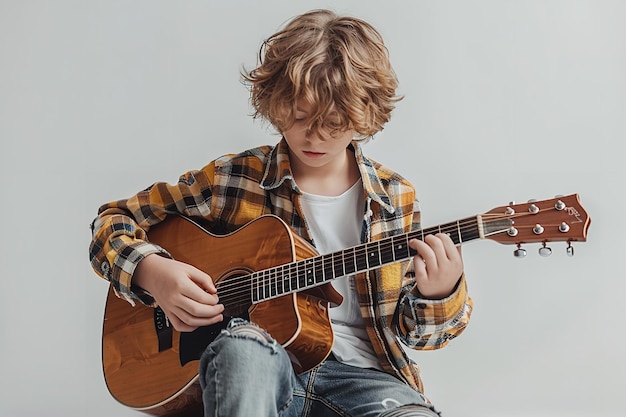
[436, 233, 461, 260]
[175, 269, 221, 307]
[408, 239, 430, 272]
[170, 310, 224, 332]
[414, 255, 427, 274]
[424, 234, 461, 266]
[183, 284, 221, 307]
[172, 300, 225, 327]
[428, 234, 464, 276]
[413, 237, 440, 267]
[184, 264, 218, 294]
[434, 233, 463, 267]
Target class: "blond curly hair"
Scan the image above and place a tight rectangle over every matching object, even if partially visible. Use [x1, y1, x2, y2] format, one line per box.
[243, 9, 402, 140]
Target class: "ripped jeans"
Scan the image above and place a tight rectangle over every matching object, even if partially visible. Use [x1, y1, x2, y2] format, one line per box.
[199, 319, 440, 417]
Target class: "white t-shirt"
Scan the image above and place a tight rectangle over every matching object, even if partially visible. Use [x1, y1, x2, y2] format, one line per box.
[299, 179, 382, 370]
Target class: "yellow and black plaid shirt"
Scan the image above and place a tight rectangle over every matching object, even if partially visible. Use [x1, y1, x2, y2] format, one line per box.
[89, 138, 472, 392]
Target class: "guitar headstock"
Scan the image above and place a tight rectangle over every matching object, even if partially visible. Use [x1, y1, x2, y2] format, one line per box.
[480, 194, 590, 257]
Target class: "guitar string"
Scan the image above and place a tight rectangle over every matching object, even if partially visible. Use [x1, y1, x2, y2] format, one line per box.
[213, 213, 546, 306]
[213, 210, 556, 305]
[211, 227, 471, 309]
[204, 208, 564, 306]
[214, 210, 555, 308]
[212, 215, 492, 305]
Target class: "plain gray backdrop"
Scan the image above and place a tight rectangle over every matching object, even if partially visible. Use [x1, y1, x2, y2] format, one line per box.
[1, 1, 624, 416]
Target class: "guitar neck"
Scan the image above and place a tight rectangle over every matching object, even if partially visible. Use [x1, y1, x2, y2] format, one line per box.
[251, 215, 511, 303]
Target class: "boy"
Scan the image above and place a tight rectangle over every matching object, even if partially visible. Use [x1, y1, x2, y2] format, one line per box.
[89, 9, 472, 417]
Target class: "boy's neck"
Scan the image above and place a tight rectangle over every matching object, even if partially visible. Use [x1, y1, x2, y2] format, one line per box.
[292, 149, 361, 197]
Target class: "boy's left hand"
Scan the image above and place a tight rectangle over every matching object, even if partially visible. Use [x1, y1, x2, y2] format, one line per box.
[409, 233, 463, 299]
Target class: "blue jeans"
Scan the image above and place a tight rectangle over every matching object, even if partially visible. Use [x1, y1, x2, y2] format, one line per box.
[199, 319, 440, 417]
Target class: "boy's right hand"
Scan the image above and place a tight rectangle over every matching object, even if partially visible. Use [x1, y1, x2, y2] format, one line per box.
[133, 254, 225, 332]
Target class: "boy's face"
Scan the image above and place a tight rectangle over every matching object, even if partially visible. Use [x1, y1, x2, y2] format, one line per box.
[283, 100, 356, 175]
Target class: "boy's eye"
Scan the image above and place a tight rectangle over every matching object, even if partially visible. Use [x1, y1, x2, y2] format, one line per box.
[325, 120, 342, 131]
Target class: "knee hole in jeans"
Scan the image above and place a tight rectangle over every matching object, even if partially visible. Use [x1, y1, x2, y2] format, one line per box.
[228, 322, 272, 342]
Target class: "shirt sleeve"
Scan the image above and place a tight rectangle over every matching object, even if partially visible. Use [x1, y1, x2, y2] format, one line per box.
[394, 203, 473, 350]
[88, 164, 217, 306]
[395, 273, 473, 349]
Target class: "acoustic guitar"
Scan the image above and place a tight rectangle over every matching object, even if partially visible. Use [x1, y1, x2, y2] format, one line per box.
[101, 194, 590, 416]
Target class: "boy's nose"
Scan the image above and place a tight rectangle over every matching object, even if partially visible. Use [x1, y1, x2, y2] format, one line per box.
[305, 128, 329, 142]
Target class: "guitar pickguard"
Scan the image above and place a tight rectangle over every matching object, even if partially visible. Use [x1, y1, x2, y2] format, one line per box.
[178, 313, 249, 366]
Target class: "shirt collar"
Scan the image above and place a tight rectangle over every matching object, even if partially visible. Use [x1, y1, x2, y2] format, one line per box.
[260, 138, 395, 214]
[260, 138, 300, 193]
[352, 141, 396, 214]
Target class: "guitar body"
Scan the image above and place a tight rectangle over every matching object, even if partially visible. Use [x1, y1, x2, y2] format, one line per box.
[102, 215, 339, 415]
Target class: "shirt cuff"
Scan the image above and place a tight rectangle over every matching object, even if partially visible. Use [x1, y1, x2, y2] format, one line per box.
[408, 274, 468, 326]
[111, 242, 171, 306]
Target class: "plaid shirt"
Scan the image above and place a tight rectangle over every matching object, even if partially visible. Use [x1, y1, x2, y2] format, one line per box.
[89, 138, 472, 392]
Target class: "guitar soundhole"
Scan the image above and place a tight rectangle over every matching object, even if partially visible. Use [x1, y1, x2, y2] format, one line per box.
[216, 270, 254, 318]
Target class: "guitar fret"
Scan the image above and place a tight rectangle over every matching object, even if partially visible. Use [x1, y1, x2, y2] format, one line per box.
[265, 270, 270, 299]
[270, 269, 276, 298]
[380, 238, 396, 264]
[256, 271, 263, 301]
[251, 272, 258, 303]
[313, 258, 320, 285]
[323, 253, 335, 282]
[298, 261, 305, 288]
[305, 259, 314, 286]
[394, 235, 412, 260]
[366, 241, 381, 268]
[288, 264, 295, 292]
[278, 266, 285, 294]
[447, 226, 459, 247]
[310, 258, 318, 286]
[333, 251, 345, 278]
[344, 248, 356, 275]
[288, 263, 297, 293]
[355, 245, 367, 272]
[260, 270, 268, 300]
[317, 256, 326, 284]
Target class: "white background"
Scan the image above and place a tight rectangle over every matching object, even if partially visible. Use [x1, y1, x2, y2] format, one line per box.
[1, 1, 624, 416]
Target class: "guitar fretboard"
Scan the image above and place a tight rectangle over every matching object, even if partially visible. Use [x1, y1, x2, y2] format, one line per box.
[250, 215, 492, 303]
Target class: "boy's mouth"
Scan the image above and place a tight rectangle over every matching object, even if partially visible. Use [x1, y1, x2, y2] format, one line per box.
[303, 151, 324, 157]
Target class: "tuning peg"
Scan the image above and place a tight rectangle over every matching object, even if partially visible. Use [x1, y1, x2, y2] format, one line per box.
[566, 243, 575, 257]
[555, 200, 566, 211]
[514, 244, 527, 258]
[539, 242, 552, 257]
[507, 227, 519, 237]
